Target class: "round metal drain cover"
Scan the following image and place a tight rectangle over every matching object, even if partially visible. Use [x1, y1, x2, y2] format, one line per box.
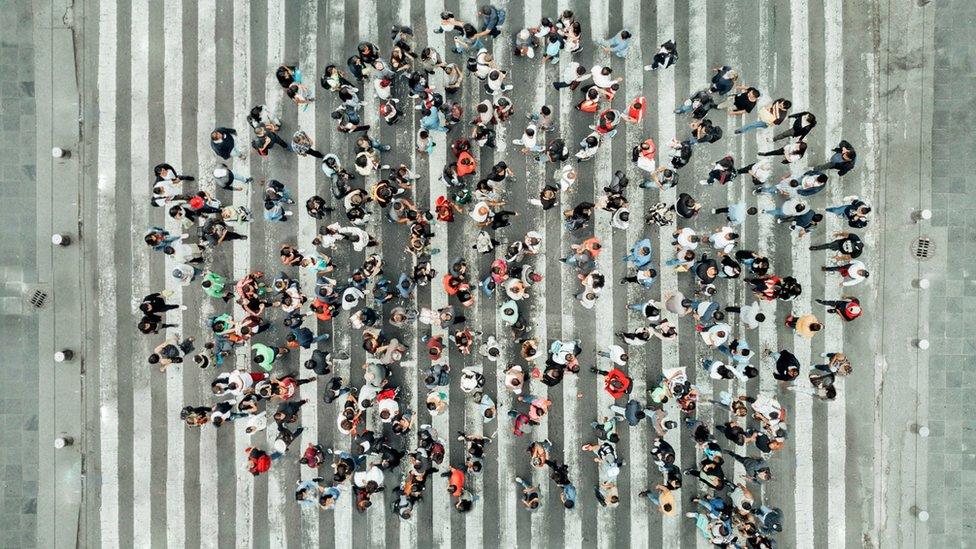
[911, 237, 935, 261]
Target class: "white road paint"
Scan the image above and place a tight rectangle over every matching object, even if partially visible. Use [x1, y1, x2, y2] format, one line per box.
[195, 3, 220, 548]
[521, 1, 550, 546]
[459, 0, 484, 547]
[423, 0, 451, 546]
[822, 2, 847, 547]
[754, 0, 778, 509]
[588, 4, 616, 548]
[297, 1, 320, 547]
[655, 1, 683, 545]
[96, 1, 120, 546]
[354, 1, 388, 546]
[231, 2, 254, 547]
[621, 1, 647, 547]
[398, 0, 421, 544]
[129, 2, 152, 546]
[262, 3, 289, 545]
[556, 2, 582, 548]
[788, 2, 815, 547]
[686, 4, 713, 549]
[721, 0, 747, 483]
[488, 1, 516, 545]
[163, 1, 186, 545]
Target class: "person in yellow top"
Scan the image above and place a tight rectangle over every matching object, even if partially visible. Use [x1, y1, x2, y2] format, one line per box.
[639, 484, 677, 517]
[784, 313, 822, 339]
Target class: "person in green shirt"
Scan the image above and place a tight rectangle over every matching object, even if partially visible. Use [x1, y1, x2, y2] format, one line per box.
[210, 313, 235, 335]
[201, 271, 234, 302]
[252, 343, 288, 371]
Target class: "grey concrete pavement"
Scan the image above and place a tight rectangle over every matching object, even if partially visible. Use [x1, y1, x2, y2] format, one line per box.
[0, 1, 39, 548]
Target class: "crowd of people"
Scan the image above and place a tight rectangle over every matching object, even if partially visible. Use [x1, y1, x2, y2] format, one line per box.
[141, 5, 869, 547]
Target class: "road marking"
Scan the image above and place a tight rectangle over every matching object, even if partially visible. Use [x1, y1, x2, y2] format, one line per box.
[458, 0, 485, 547]
[621, 1, 647, 547]
[788, 2, 815, 547]
[128, 2, 153, 546]
[297, 0, 320, 547]
[195, 3, 219, 547]
[97, 1, 120, 546]
[587, 4, 617, 548]
[654, 1, 682, 545]
[823, 3, 847, 547]
[163, 0, 186, 545]
[754, 0, 777, 508]
[520, 2, 551, 547]
[231, 2, 254, 547]
[556, 2, 582, 547]
[429, 0, 452, 543]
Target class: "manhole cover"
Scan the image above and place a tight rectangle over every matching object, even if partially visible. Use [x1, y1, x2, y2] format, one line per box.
[911, 237, 935, 261]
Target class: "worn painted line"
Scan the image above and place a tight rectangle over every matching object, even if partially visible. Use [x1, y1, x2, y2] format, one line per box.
[297, 0, 320, 546]
[195, 2, 220, 547]
[163, 0, 186, 545]
[788, 2, 815, 547]
[621, 1, 647, 547]
[128, 2, 153, 546]
[654, 1, 682, 546]
[822, 2, 847, 547]
[97, 1, 121, 546]
[231, 1, 254, 547]
[556, 3, 583, 548]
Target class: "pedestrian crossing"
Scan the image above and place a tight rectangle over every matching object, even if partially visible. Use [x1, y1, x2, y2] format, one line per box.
[91, 0, 882, 547]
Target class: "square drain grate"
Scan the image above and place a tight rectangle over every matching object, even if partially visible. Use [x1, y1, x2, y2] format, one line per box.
[911, 237, 935, 261]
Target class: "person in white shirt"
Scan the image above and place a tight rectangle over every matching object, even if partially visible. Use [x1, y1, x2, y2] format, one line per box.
[590, 65, 620, 89]
[724, 302, 766, 329]
[709, 226, 739, 254]
[822, 259, 870, 286]
[672, 227, 699, 251]
[552, 61, 590, 90]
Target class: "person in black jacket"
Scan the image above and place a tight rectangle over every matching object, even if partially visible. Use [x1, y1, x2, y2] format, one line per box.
[210, 127, 242, 160]
[815, 139, 857, 176]
[773, 111, 817, 141]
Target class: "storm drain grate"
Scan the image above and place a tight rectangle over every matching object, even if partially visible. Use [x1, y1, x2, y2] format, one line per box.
[911, 237, 935, 261]
[28, 289, 48, 309]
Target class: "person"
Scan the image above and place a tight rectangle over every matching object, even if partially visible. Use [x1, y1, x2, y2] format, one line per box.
[809, 232, 864, 260]
[210, 127, 244, 160]
[734, 98, 792, 134]
[815, 139, 857, 175]
[774, 111, 817, 141]
[645, 40, 677, 71]
[716, 85, 760, 115]
[124, 19, 872, 539]
[822, 259, 870, 286]
[515, 476, 541, 510]
[596, 29, 633, 58]
[816, 296, 862, 322]
[784, 313, 822, 339]
[476, 4, 507, 38]
[825, 195, 871, 228]
[147, 335, 194, 372]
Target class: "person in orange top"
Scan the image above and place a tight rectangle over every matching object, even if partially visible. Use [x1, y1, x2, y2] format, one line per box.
[434, 196, 462, 222]
[310, 298, 333, 322]
[443, 466, 466, 497]
[456, 149, 477, 177]
[784, 313, 822, 339]
[624, 96, 646, 124]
